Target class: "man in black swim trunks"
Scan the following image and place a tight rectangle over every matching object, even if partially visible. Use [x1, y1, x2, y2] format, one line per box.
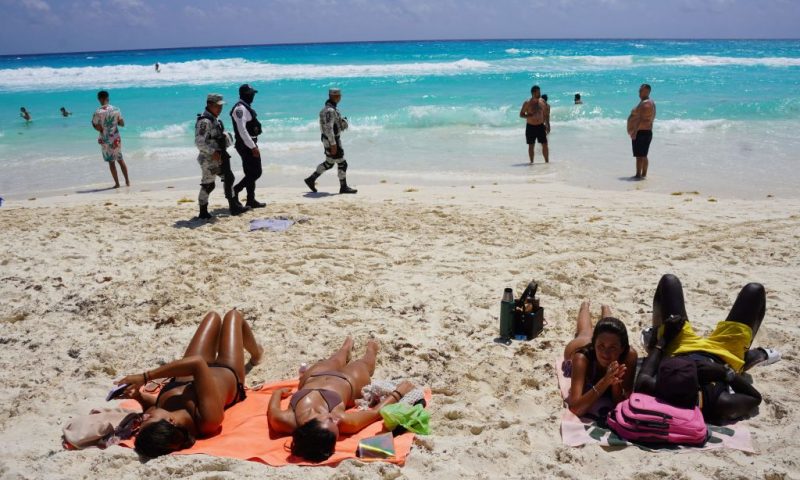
[627, 84, 656, 179]
[520, 85, 550, 164]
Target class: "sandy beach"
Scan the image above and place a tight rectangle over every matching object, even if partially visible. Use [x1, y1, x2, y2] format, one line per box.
[0, 181, 798, 480]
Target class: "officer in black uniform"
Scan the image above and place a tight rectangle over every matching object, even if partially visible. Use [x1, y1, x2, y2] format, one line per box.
[230, 84, 266, 208]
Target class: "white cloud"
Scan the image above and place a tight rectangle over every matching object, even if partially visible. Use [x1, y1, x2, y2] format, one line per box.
[21, 0, 51, 12]
[184, 5, 205, 17]
[15, 0, 61, 25]
[106, 0, 153, 27]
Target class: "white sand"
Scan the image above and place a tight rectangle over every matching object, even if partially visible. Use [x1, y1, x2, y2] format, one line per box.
[0, 181, 798, 479]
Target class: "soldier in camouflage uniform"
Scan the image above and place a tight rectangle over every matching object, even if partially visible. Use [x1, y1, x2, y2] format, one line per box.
[303, 88, 357, 194]
[195, 93, 248, 220]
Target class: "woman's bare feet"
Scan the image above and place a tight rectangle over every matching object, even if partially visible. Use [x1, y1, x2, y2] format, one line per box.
[601, 304, 612, 319]
[366, 339, 380, 355]
[342, 336, 355, 363]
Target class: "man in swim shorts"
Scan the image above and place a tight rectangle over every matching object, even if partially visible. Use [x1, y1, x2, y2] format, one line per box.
[627, 84, 656, 179]
[519, 85, 550, 164]
[91, 91, 130, 188]
[636, 274, 771, 424]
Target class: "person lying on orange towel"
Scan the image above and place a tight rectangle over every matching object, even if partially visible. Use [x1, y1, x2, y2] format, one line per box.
[115, 309, 263, 457]
[268, 337, 417, 462]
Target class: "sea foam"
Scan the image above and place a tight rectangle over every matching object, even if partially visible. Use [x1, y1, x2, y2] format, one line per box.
[3, 54, 798, 92]
[0, 58, 492, 92]
[140, 123, 190, 139]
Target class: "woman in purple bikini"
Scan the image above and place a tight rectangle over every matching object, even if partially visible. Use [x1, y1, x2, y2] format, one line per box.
[562, 302, 638, 417]
[268, 337, 416, 462]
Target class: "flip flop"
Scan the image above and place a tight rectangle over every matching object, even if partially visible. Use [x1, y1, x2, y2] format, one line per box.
[743, 347, 781, 370]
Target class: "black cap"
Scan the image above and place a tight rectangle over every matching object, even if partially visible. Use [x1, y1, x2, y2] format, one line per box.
[239, 84, 258, 96]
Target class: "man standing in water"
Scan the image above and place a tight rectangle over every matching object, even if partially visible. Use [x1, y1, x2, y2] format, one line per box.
[627, 84, 656, 179]
[231, 84, 266, 208]
[20, 107, 32, 122]
[91, 90, 130, 188]
[195, 94, 248, 220]
[304, 88, 357, 194]
[519, 85, 550, 164]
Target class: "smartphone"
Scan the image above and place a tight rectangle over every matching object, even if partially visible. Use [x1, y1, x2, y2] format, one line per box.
[106, 383, 129, 401]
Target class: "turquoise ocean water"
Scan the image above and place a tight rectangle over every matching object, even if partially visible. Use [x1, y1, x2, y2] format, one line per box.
[1, 39, 799, 199]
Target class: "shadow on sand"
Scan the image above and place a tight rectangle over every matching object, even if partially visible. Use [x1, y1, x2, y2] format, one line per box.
[618, 176, 646, 182]
[173, 208, 242, 229]
[76, 186, 119, 194]
[303, 192, 335, 198]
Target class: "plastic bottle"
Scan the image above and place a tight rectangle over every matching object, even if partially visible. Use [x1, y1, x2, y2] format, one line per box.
[499, 287, 515, 339]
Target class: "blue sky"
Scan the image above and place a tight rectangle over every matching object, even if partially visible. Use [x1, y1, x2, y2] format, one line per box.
[1, 0, 798, 55]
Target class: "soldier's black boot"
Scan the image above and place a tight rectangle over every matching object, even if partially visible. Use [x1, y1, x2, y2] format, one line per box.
[228, 198, 249, 216]
[339, 179, 357, 194]
[304, 173, 319, 193]
[198, 204, 213, 220]
[246, 191, 266, 208]
[224, 188, 247, 212]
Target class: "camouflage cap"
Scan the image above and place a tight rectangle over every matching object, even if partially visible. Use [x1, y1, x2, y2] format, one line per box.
[206, 93, 225, 105]
[328, 88, 341, 96]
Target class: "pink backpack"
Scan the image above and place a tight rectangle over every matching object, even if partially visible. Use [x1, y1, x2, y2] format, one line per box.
[607, 393, 708, 446]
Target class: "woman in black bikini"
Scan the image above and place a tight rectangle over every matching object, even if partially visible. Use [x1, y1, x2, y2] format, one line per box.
[562, 302, 637, 417]
[115, 309, 263, 457]
[268, 337, 416, 462]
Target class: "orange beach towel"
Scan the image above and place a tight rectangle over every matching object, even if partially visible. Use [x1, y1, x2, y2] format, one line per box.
[120, 379, 431, 467]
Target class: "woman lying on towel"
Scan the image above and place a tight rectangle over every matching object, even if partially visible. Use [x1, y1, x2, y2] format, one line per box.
[562, 302, 638, 417]
[115, 309, 263, 457]
[636, 274, 775, 424]
[268, 337, 416, 462]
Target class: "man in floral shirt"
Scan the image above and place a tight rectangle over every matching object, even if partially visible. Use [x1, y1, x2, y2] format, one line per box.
[92, 90, 130, 188]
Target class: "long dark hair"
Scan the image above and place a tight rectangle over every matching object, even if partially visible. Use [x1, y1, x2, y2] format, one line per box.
[291, 418, 336, 463]
[580, 317, 630, 362]
[134, 419, 195, 458]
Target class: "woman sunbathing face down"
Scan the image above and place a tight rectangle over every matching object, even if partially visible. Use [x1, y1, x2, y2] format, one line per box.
[267, 337, 417, 462]
[563, 303, 637, 417]
[113, 309, 263, 458]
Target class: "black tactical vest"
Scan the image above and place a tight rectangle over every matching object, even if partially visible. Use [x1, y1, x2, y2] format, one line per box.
[230, 101, 262, 146]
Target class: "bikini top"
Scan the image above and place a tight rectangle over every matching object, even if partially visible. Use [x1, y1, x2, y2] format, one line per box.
[289, 388, 343, 412]
[155, 364, 245, 411]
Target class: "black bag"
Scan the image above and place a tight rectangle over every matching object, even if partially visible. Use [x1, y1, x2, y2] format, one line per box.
[654, 357, 700, 409]
[513, 281, 545, 340]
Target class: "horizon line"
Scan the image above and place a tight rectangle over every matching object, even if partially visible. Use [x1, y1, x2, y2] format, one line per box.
[2, 36, 799, 59]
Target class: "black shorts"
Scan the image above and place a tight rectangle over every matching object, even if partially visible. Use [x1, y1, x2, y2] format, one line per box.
[632, 130, 652, 157]
[526, 124, 547, 145]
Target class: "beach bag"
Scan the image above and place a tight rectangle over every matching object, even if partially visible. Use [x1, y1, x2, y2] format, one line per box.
[607, 393, 708, 446]
[62, 407, 142, 450]
[380, 403, 431, 435]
